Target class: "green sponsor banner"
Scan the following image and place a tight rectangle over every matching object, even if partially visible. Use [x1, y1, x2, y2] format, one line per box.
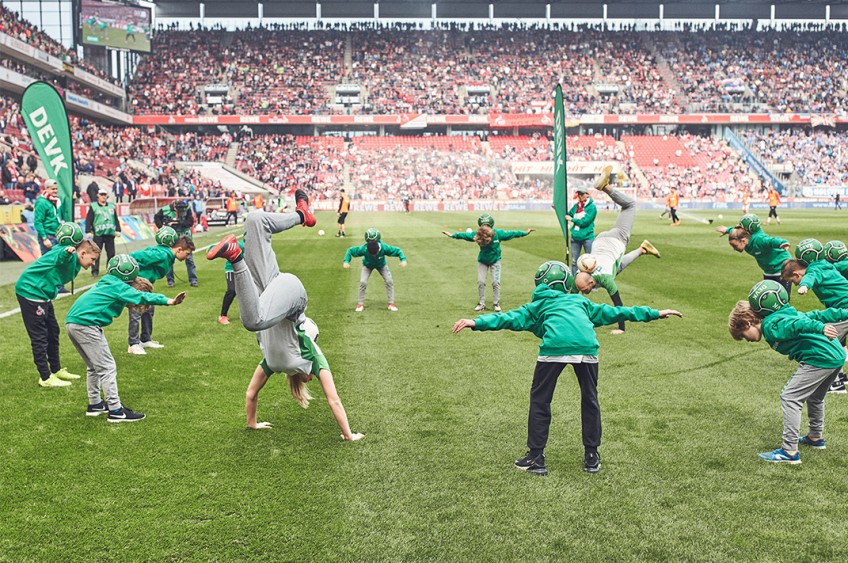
[552, 84, 570, 259]
[21, 82, 74, 222]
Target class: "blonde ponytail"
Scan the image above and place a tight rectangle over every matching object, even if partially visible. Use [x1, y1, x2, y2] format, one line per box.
[288, 373, 314, 409]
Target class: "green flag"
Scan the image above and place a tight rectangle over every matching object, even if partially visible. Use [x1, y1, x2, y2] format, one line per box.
[21, 82, 74, 222]
[552, 84, 570, 263]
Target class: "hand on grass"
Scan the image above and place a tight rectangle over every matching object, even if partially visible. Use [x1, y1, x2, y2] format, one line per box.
[168, 291, 187, 306]
[527, 229, 535, 234]
[342, 432, 365, 441]
[452, 319, 476, 333]
[823, 325, 839, 339]
[343, 262, 350, 269]
[659, 309, 683, 319]
[798, 286, 808, 295]
[715, 226, 728, 235]
[441, 231, 452, 237]
[610, 329, 625, 335]
[249, 422, 273, 430]
[399, 261, 407, 268]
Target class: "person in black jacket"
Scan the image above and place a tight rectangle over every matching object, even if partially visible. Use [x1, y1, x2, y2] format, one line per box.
[155, 200, 197, 287]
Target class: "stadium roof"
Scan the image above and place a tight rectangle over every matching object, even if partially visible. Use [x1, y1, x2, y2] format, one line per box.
[149, 0, 846, 22]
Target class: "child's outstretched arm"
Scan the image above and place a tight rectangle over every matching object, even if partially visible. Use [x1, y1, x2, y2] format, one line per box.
[383, 243, 407, 266]
[444, 230, 475, 241]
[316, 369, 364, 441]
[798, 269, 821, 295]
[343, 245, 365, 268]
[453, 319, 476, 333]
[587, 301, 682, 327]
[497, 228, 534, 241]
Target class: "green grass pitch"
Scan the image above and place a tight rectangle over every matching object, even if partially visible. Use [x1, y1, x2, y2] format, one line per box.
[1, 209, 847, 560]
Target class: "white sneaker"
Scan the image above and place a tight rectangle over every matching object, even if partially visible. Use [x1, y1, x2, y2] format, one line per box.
[473, 303, 486, 312]
[127, 344, 147, 355]
[493, 304, 502, 312]
[388, 304, 398, 312]
[140, 341, 164, 349]
[355, 304, 364, 312]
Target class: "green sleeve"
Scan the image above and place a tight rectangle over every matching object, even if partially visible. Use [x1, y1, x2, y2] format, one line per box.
[832, 261, 848, 278]
[344, 245, 366, 263]
[799, 269, 821, 289]
[585, 301, 660, 327]
[116, 283, 171, 306]
[451, 232, 475, 241]
[33, 201, 48, 238]
[572, 205, 596, 228]
[496, 229, 529, 241]
[472, 304, 536, 332]
[594, 273, 618, 296]
[724, 227, 733, 235]
[566, 203, 577, 217]
[768, 315, 825, 339]
[757, 233, 789, 250]
[381, 244, 406, 262]
[805, 308, 848, 324]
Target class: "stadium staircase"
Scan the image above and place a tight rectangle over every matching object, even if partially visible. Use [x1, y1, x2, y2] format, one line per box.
[644, 34, 692, 112]
[225, 143, 240, 167]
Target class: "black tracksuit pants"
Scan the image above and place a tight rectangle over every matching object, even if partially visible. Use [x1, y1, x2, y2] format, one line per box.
[92, 234, 116, 275]
[17, 295, 62, 381]
[528, 361, 601, 456]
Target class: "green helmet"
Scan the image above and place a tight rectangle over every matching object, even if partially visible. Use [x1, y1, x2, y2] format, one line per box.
[155, 226, 178, 247]
[106, 254, 139, 282]
[55, 222, 83, 247]
[738, 213, 761, 234]
[748, 280, 790, 317]
[534, 260, 574, 294]
[823, 240, 848, 263]
[364, 228, 381, 242]
[795, 238, 824, 265]
[477, 214, 495, 228]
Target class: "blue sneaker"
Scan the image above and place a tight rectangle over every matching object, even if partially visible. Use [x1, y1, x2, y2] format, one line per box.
[798, 435, 826, 449]
[758, 448, 801, 464]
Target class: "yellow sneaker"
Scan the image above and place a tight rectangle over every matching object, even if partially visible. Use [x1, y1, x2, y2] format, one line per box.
[38, 374, 72, 388]
[593, 165, 613, 193]
[53, 368, 81, 381]
[640, 240, 661, 258]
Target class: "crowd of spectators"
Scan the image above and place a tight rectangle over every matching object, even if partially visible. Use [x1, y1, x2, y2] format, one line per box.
[235, 135, 346, 196]
[738, 128, 848, 188]
[660, 30, 848, 113]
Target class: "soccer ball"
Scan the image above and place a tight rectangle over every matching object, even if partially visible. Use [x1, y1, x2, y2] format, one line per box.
[576, 253, 597, 273]
[748, 280, 790, 317]
[466, 228, 473, 234]
[795, 238, 824, 264]
[55, 222, 83, 247]
[717, 214, 723, 219]
[739, 213, 761, 234]
[318, 230, 325, 236]
[155, 226, 178, 247]
[364, 228, 381, 242]
[823, 240, 848, 263]
[477, 213, 495, 227]
[107, 254, 139, 282]
[534, 260, 574, 293]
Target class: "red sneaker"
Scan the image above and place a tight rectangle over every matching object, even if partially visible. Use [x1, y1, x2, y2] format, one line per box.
[206, 234, 242, 262]
[218, 315, 230, 325]
[295, 189, 316, 227]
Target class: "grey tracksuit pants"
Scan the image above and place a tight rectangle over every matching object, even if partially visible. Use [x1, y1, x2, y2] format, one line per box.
[360, 265, 394, 304]
[779, 321, 848, 451]
[128, 307, 154, 346]
[478, 261, 501, 305]
[234, 211, 311, 376]
[66, 323, 122, 410]
[594, 188, 642, 273]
